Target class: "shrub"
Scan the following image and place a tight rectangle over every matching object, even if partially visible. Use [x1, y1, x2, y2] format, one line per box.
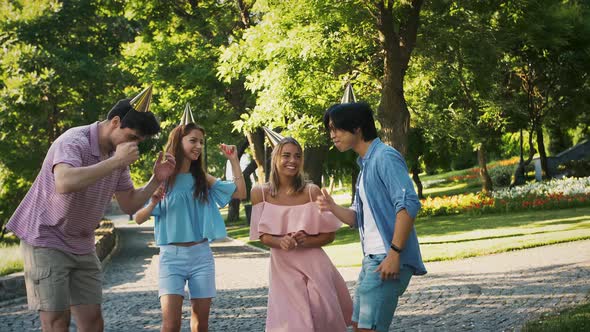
[488, 164, 515, 187]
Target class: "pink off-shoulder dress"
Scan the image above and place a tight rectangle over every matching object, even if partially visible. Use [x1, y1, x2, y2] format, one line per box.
[250, 186, 353, 332]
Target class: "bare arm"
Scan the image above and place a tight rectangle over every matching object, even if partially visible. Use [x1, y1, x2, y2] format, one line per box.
[260, 233, 298, 250]
[292, 232, 335, 248]
[115, 175, 161, 215]
[391, 209, 414, 251]
[116, 152, 176, 215]
[134, 201, 157, 225]
[376, 209, 415, 280]
[259, 234, 283, 249]
[134, 185, 165, 224]
[53, 142, 139, 194]
[220, 144, 247, 200]
[228, 156, 247, 199]
[54, 160, 119, 194]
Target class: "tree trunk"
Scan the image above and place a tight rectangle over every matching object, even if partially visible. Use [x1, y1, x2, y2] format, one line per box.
[511, 129, 526, 187]
[246, 128, 266, 184]
[477, 146, 493, 193]
[411, 165, 424, 199]
[226, 199, 241, 223]
[511, 129, 536, 187]
[536, 126, 551, 179]
[304, 145, 329, 186]
[243, 160, 257, 201]
[374, 0, 423, 156]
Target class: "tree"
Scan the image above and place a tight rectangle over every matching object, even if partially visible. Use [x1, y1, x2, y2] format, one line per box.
[120, 0, 257, 222]
[498, 0, 590, 179]
[363, 0, 424, 156]
[0, 0, 136, 234]
[408, 0, 506, 192]
[219, 0, 377, 186]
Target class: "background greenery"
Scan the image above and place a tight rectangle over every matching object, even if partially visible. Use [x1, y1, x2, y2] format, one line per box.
[2, 1, 589, 234]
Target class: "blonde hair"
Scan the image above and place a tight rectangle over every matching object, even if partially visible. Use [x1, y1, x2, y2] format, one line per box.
[268, 137, 309, 197]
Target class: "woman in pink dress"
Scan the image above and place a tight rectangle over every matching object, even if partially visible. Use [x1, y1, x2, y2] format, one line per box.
[249, 137, 353, 332]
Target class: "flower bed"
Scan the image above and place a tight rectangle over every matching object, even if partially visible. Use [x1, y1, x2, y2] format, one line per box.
[446, 157, 520, 183]
[419, 177, 590, 217]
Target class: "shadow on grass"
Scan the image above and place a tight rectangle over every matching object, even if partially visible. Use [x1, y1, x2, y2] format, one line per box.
[424, 180, 482, 198]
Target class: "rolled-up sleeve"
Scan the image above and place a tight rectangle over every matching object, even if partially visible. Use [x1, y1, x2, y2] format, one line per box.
[377, 150, 421, 219]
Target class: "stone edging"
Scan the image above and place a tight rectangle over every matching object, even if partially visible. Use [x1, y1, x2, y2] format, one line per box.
[0, 220, 118, 303]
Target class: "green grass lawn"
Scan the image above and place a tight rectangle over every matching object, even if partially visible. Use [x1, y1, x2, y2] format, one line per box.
[418, 160, 537, 198]
[229, 206, 590, 267]
[0, 234, 22, 276]
[521, 300, 590, 332]
[421, 168, 471, 182]
[422, 180, 482, 198]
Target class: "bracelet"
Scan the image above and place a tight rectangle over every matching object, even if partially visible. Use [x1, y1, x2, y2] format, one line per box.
[390, 243, 403, 254]
[232, 175, 242, 181]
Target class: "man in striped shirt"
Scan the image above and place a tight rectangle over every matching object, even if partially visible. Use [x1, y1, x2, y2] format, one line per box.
[6, 96, 176, 332]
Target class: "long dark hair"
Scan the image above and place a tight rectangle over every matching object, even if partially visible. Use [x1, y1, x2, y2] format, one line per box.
[164, 123, 208, 202]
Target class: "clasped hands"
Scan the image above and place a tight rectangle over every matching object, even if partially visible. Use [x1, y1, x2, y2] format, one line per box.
[279, 231, 309, 251]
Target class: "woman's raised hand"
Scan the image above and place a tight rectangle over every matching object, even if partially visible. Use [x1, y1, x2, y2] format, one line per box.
[219, 143, 238, 160]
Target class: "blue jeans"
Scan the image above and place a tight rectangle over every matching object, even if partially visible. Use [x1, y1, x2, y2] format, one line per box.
[352, 254, 413, 331]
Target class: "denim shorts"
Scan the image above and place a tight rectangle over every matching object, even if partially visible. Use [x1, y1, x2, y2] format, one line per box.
[352, 254, 413, 332]
[159, 242, 216, 299]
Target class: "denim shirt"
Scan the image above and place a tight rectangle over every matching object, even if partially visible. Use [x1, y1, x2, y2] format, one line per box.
[354, 138, 427, 275]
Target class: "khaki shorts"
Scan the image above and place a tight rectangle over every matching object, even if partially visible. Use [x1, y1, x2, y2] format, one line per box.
[21, 241, 103, 311]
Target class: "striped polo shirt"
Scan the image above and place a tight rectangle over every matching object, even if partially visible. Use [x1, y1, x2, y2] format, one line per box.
[6, 122, 134, 254]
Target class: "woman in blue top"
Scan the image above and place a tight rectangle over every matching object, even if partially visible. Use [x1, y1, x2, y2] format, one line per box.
[135, 122, 246, 332]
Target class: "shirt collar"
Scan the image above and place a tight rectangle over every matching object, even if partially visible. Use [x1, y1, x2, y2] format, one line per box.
[356, 137, 382, 167]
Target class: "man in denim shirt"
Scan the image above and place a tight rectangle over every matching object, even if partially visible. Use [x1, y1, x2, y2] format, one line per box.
[318, 102, 426, 332]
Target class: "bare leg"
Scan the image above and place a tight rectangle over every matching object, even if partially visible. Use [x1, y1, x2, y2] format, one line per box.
[189, 298, 212, 332]
[71, 304, 103, 332]
[160, 295, 184, 332]
[40, 310, 70, 332]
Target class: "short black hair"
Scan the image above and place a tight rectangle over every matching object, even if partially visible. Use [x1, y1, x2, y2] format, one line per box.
[107, 99, 160, 137]
[323, 102, 378, 141]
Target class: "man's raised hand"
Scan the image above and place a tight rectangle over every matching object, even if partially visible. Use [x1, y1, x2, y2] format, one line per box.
[316, 188, 336, 213]
[113, 142, 139, 167]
